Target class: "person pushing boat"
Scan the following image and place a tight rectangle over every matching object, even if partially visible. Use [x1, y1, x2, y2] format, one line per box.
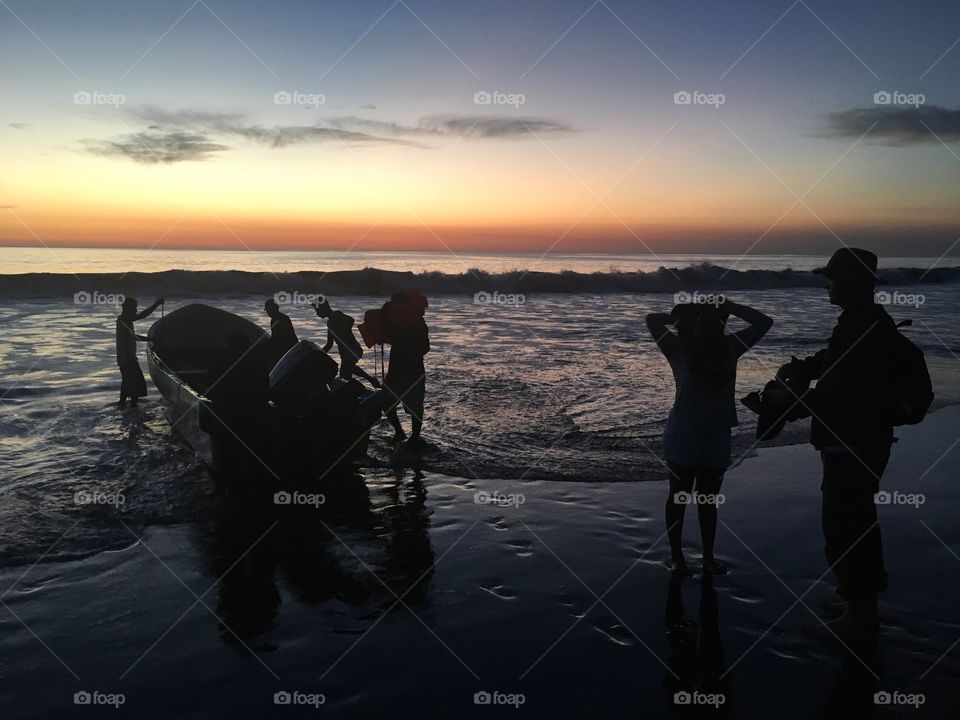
[116, 296, 164, 407]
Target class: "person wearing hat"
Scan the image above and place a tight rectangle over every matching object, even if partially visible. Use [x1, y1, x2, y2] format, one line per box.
[776, 248, 898, 640]
[116, 296, 164, 406]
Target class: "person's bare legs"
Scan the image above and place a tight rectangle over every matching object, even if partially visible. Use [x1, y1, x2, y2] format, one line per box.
[696, 466, 727, 574]
[666, 462, 696, 576]
[386, 408, 406, 442]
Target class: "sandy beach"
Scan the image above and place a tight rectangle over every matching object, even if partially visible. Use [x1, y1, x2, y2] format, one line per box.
[2, 404, 957, 718]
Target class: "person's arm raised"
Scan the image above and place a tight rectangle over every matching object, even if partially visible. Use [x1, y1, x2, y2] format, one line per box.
[134, 297, 164, 321]
[726, 300, 773, 355]
[646, 312, 679, 355]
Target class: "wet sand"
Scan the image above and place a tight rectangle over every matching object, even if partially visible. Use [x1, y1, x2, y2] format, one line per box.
[1, 408, 958, 718]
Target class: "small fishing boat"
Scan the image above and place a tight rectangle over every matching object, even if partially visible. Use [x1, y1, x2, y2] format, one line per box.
[147, 303, 384, 487]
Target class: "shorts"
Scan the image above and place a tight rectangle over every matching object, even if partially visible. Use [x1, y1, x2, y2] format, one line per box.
[663, 425, 731, 470]
[384, 373, 425, 418]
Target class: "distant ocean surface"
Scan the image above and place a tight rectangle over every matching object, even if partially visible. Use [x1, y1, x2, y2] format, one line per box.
[2, 246, 959, 275]
[2, 247, 960, 565]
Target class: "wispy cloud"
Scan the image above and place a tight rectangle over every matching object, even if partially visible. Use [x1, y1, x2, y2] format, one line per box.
[8, 122, 31, 131]
[83, 105, 578, 163]
[824, 105, 960, 145]
[83, 131, 230, 164]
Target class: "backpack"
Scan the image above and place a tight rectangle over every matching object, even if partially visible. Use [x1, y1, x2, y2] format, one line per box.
[889, 320, 934, 425]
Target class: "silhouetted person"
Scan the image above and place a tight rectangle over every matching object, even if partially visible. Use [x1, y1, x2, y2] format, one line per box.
[264, 298, 297, 367]
[116, 296, 163, 407]
[206, 331, 269, 488]
[383, 291, 430, 445]
[776, 248, 908, 640]
[313, 297, 380, 388]
[648, 299, 773, 576]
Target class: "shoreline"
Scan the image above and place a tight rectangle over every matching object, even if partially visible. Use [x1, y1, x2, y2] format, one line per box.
[1, 407, 958, 717]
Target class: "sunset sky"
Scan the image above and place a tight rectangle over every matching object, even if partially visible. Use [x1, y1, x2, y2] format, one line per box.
[1, 0, 959, 255]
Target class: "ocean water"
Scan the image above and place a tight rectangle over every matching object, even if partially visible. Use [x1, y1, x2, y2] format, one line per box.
[2, 252, 960, 568]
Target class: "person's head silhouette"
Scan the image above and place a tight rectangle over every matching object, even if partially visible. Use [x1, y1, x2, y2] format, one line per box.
[814, 248, 879, 308]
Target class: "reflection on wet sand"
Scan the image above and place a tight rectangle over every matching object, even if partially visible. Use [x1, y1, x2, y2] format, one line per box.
[202, 469, 434, 650]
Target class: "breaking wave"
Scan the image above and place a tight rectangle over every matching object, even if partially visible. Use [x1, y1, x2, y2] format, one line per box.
[2, 263, 959, 298]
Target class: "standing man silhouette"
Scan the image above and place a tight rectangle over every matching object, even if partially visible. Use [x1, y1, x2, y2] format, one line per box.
[778, 248, 909, 640]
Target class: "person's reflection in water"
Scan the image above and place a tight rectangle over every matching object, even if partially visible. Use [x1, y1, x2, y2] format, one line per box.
[663, 573, 732, 718]
[379, 469, 434, 606]
[203, 469, 435, 650]
[208, 497, 282, 651]
[822, 629, 880, 719]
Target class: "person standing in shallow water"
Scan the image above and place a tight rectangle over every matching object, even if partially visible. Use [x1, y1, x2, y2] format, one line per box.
[383, 291, 430, 446]
[647, 298, 773, 577]
[264, 298, 298, 366]
[116, 296, 163, 407]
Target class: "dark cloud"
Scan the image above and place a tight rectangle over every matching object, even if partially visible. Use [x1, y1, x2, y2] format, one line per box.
[421, 115, 576, 139]
[86, 106, 578, 163]
[227, 124, 425, 148]
[8, 122, 31, 131]
[824, 105, 960, 145]
[327, 114, 576, 139]
[83, 131, 230, 164]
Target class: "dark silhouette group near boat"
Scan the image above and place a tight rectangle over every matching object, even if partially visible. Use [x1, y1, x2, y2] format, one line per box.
[115, 248, 934, 648]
